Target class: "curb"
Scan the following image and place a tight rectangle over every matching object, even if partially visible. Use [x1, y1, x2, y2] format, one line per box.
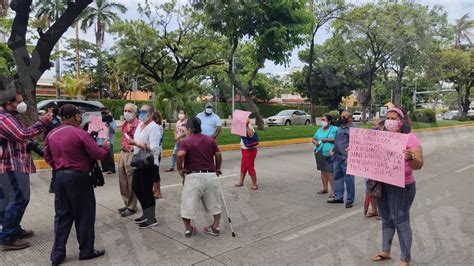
[34, 123, 474, 170]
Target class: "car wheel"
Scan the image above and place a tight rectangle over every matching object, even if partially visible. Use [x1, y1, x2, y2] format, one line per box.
[304, 120, 310, 125]
[285, 120, 291, 126]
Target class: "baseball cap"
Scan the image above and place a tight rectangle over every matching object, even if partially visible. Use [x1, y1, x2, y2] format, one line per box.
[58, 104, 85, 119]
[0, 83, 18, 105]
[205, 102, 213, 108]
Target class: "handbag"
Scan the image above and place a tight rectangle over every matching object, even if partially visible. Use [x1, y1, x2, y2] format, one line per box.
[131, 144, 155, 168]
[241, 130, 259, 148]
[367, 180, 382, 198]
[90, 160, 105, 187]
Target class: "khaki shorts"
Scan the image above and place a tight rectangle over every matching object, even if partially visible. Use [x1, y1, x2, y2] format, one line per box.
[181, 172, 222, 219]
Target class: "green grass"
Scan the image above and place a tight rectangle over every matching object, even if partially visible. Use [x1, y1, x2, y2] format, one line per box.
[32, 120, 472, 159]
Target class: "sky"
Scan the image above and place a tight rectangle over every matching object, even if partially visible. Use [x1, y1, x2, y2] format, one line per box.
[42, 0, 474, 80]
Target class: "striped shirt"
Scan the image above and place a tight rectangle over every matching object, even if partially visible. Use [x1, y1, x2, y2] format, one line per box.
[0, 108, 48, 174]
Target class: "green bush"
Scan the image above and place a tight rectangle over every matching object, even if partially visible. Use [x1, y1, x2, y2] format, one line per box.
[410, 109, 436, 123]
[453, 115, 474, 121]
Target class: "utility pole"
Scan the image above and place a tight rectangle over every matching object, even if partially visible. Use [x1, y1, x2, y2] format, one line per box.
[231, 53, 235, 117]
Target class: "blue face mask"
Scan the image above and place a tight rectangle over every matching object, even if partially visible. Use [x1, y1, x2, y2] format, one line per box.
[138, 111, 148, 122]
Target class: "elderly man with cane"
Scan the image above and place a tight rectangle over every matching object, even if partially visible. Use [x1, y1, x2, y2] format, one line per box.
[176, 117, 223, 237]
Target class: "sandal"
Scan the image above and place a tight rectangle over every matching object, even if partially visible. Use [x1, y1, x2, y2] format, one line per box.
[250, 185, 258, 190]
[164, 168, 174, 172]
[328, 194, 335, 198]
[366, 212, 379, 218]
[154, 194, 163, 199]
[235, 182, 244, 187]
[184, 226, 196, 237]
[371, 253, 391, 262]
[317, 190, 328, 194]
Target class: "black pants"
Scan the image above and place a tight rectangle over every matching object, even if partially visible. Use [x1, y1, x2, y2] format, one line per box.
[132, 165, 156, 220]
[51, 171, 96, 263]
[100, 144, 115, 173]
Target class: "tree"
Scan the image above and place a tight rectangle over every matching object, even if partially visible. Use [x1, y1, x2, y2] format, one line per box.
[80, 0, 127, 49]
[202, 0, 309, 129]
[0, 0, 93, 125]
[56, 74, 90, 99]
[305, 0, 346, 124]
[34, 0, 68, 97]
[453, 13, 474, 49]
[0, 0, 8, 17]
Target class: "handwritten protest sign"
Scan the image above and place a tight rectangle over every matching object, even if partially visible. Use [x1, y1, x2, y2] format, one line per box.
[87, 115, 109, 139]
[231, 110, 252, 136]
[346, 128, 409, 188]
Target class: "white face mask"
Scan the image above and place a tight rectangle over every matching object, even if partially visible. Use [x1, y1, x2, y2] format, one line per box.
[320, 121, 328, 128]
[205, 108, 213, 114]
[16, 102, 27, 114]
[178, 114, 185, 120]
[123, 111, 135, 122]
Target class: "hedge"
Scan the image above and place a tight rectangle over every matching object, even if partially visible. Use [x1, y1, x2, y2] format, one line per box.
[410, 109, 436, 123]
[453, 115, 474, 121]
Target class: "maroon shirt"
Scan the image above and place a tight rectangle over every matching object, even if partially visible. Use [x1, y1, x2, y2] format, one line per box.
[178, 133, 219, 172]
[44, 123, 109, 172]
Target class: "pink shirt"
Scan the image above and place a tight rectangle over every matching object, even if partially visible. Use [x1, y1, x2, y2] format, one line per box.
[121, 119, 139, 151]
[405, 133, 421, 185]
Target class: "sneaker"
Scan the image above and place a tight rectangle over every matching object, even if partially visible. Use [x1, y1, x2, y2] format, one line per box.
[19, 229, 34, 239]
[138, 219, 158, 229]
[120, 208, 136, 217]
[134, 216, 147, 224]
[1, 239, 31, 251]
[345, 203, 354, 208]
[203, 225, 220, 236]
[117, 207, 127, 213]
[327, 199, 344, 204]
[184, 226, 197, 237]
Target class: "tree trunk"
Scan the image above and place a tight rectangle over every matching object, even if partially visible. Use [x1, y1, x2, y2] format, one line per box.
[54, 43, 61, 97]
[360, 72, 373, 124]
[306, 34, 316, 125]
[461, 80, 471, 116]
[96, 19, 102, 49]
[457, 79, 463, 115]
[393, 49, 406, 107]
[75, 22, 81, 80]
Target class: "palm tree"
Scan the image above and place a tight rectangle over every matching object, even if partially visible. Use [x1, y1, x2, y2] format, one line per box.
[453, 13, 474, 49]
[35, 0, 68, 97]
[56, 74, 90, 99]
[80, 0, 127, 49]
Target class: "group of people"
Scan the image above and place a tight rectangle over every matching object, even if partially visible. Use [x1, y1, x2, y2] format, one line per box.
[311, 108, 424, 266]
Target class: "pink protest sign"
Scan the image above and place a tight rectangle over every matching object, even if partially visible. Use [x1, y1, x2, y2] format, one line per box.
[346, 128, 409, 188]
[87, 115, 109, 139]
[231, 110, 251, 136]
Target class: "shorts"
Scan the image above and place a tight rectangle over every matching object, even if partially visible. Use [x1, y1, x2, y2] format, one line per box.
[314, 152, 334, 173]
[181, 172, 222, 219]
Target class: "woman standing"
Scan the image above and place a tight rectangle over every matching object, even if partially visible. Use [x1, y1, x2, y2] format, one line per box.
[127, 104, 161, 228]
[165, 110, 188, 172]
[312, 114, 337, 197]
[235, 120, 258, 190]
[371, 107, 424, 266]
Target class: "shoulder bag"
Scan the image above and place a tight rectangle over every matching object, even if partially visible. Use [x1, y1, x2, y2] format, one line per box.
[241, 130, 259, 148]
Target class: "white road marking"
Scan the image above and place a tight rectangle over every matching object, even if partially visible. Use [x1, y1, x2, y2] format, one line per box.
[160, 174, 238, 189]
[281, 208, 362, 242]
[455, 164, 474, 173]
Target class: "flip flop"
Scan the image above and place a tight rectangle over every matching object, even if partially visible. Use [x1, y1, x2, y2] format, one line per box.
[235, 183, 244, 187]
[317, 190, 328, 194]
[366, 212, 379, 218]
[371, 253, 391, 262]
[164, 168, 174, 172]
[154, 195, 163, 199]
[250, 185, 258, 190]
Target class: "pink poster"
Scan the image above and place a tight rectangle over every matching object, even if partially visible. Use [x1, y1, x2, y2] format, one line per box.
[231, 110, 252, 136]
[346, 128, 409, 188]
[87, 115, 109, 139]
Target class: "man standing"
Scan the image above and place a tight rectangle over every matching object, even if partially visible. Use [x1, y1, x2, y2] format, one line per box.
[43, 101, 61, 194]
[0, 85, 52, 251]
[117, 103, 139, 217]
[177, 117, 223, 237]
[44, 104, 110, 265]
[196, 102, 222, 139]
[328, 111, 356, 208]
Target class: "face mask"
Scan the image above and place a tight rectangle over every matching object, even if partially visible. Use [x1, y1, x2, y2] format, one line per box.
[205, 108, 213, 115]
[384, 119, 401, 132]
[16, 101, 27, 114]
[138, 111, 148, 122]
[178, 114, 185, 120]
[76, 114, 82, 126]
[320, 121, 328, 128]
[124, 112, 135, 122]
[340, 118, 347, 124]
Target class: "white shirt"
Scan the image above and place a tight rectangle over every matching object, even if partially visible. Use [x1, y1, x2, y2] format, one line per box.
[133, 121, 162, 166]
[240, 125, 256, 149]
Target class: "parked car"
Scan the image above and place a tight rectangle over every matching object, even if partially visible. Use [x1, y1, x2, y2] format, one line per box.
[443, 110, 459, 120]
[266, 110, 311, 126]
[352, 111, 362, 122]
[37, 99, 105, 128]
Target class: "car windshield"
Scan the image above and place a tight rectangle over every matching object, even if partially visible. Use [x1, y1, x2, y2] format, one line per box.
[277, 110, 294, 116]
[353, 112, 361, 115]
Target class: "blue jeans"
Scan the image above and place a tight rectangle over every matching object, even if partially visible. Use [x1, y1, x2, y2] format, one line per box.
[333, 160, 355, 204]
[171, 143, 180, 169]
[0, 171, 30, 244]
[377, 182, 416, 262]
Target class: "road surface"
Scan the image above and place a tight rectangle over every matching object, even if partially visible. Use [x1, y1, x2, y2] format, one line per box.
[2, 126, 473, 265]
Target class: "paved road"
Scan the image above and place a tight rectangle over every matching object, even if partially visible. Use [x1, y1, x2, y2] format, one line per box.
[2, 126, 473, 265]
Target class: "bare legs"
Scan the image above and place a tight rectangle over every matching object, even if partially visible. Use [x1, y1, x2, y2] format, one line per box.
[319, 172, 334, 196]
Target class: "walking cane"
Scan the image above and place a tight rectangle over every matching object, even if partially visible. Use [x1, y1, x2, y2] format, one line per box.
[216, 173, 236, 237]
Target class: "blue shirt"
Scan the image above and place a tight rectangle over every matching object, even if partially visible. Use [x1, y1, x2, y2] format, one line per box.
[196, 112, 222, 137]
[313, 125, 337, 157]
[333, 122, 356, 163]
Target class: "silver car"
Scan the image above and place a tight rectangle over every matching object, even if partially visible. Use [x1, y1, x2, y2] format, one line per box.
[37, 99, 105, 128]
[266, 110, 311, 126]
